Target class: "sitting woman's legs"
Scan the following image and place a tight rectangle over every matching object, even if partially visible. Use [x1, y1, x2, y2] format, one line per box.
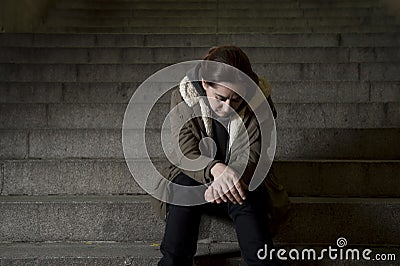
[158, 173, 203, 266]
[158, 173, 278, 266]
[227, 184, 278, 266]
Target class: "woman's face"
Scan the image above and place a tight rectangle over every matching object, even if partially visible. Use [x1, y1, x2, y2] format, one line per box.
[202, 80, 244, 117]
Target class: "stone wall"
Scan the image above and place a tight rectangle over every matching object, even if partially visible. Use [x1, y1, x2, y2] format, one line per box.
[0, 0, 55, 32]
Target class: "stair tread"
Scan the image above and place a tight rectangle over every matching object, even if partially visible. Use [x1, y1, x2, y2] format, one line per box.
[0, 241, 398, 265]
[1, 194, 400, 203]
[0, 241, 240, 258]
[2, 32, 399, 48]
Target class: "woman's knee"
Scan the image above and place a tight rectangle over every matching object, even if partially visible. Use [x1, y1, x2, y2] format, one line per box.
[227, 188, 270, 221]
[172, 172, 202, 186]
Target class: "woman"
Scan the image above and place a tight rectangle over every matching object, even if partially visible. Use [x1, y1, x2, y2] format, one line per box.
[151, 46, 284, 266]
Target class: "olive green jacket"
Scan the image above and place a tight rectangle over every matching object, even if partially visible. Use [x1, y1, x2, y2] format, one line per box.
[150, 76, 289, 232]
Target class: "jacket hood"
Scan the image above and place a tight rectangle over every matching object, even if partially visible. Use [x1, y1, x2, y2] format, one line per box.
[179, 70, 273, 149]
[182, 64, 272, 108]
[179, 74, 272, 116]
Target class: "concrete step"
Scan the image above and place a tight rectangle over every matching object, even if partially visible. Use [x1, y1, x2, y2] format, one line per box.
[274, 102, 399, 128]
[1, 62, 399, 82]
[45, 16, 220, 28]
[270, 81, 400, 104]
[276, 160, 400, 197]
[60, 0, 217, 2]
[55, 1, 219, 10]
[0, 242, 398, 266]
[1, 33, 399, 48]
[1, 159, 399, 197]
[1, 81, 398, 104]
[0, 195, 399, 245]
[58, 0, 378, 3]
[2, 46, 400, 64]
[0, 62, 168, 83]
[51, 8, 216, 18]
[49, 7, 389, 19]
[35, 26, 217, 34]
[0, 128, 399, 160]
[0, 102, 398, 129]
[218, 25, 400, 34]
[53, 0, 385, 10]
[303, 7, 389, 17]
[74, 0, 218, 2]
[56, 1, 315, 10]
[36, 25, 400, 34]
[0, 242, 244, 266]
[298, 0, 384, 8]
[42, 16, 398, 28]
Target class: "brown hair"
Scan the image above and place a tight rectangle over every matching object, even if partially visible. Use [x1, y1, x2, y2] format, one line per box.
[201, 46, 259, 86]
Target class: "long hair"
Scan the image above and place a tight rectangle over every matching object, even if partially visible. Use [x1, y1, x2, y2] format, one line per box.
[201, 46, 259, 86]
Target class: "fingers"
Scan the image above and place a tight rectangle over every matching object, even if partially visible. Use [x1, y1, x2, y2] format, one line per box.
[204, 178, 248, 205]
[228, 188, 244, 205]
[209, 182, 247, 205]
[204, 187, 214, 203]
[211, 186, 224, 204]
[234, 180, 247, 202]
[223, 189, 239, 204]
[219, 180, 241, 204]
[204, 186, 223, 204]
[223, 178, 246, 204]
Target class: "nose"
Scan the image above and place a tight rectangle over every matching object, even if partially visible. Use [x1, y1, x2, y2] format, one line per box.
[221, 99, 231, 112]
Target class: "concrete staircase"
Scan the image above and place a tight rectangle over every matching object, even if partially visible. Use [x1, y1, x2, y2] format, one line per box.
[37, 0, 400, 33]
[1, 0, 400, 265]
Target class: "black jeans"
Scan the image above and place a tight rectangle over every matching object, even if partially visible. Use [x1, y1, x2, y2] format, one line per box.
[158, 172, 278, 266]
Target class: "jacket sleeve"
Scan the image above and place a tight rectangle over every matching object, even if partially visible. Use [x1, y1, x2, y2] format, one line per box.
[227, 114, 262, 186]
[169, 89, 220, 184]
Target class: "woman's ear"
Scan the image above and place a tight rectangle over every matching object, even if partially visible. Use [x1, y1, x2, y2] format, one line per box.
[202, 79, 210, 92]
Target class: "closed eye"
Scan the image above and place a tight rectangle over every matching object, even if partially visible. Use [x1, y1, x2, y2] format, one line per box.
[216, 96, 227, 101]
[231, 97, 242, 103]
[216, 94, 241, 102]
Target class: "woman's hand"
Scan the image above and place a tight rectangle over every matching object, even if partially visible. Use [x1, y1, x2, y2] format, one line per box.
[204, 163, 248, 204]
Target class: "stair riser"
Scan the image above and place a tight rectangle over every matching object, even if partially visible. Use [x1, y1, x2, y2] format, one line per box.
[37, 25, 400, 34]
[43, 17, 397, 28]
[2, 33, 399, 48]
[1, 129, 399, 160]
[1, 81, 398, 104]
[1, 63, 399, 82]
[54, 1, 383, 10]
[0, 197, 399, 244]
[55, 2, 305, 10]
[299, 1, 383, 8]
[1, 47, 399, 64]
[0, 197, 165, 242]
[0, 103, 399, 129]
[216, 200, 400, 244]
[276, 161, 400, 197]
[1, 160, 399, 197]
[49, 8, 388, 19]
